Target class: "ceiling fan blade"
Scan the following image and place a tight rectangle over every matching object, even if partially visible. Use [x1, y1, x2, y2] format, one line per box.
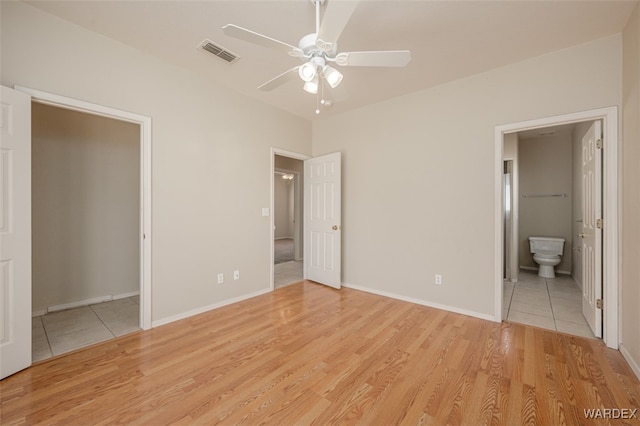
[317, 0, 359, 51]
[258, 67, 300, 91]
[222, 24, 303, 57]
[333, 50, 411, 67]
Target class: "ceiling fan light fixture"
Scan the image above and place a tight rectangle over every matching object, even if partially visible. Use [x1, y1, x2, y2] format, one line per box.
[298, 62, 317, 82]
[222, 0, 411, 116]
[303, 76, 319, 94]
[323, 65, 343, 88]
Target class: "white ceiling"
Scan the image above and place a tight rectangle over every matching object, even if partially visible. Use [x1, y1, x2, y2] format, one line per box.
[23, 0, 637, 121]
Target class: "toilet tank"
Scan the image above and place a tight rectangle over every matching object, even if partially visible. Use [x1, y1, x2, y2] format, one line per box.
[528, 236, 565, 255]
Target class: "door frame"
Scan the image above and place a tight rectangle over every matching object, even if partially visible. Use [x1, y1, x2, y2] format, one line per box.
[17, 86, 152, 330]
[494, 106, 618, 349]
[270, 148, 310, 289]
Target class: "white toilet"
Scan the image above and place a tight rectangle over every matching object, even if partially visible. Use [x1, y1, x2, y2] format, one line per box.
[528, 236, 565, 278]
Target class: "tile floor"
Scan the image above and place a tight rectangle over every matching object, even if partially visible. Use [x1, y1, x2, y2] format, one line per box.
[503, 270, 596, 339]
[275, 260, 303, 288]
[33, 296, 141, 362]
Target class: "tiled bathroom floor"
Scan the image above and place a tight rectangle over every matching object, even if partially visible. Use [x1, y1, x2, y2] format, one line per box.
[504, 270, 595, 339]
[275, 260, 303, 288]
[33, 296, 141, 362]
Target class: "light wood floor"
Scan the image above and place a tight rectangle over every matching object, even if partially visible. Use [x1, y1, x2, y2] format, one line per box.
[2, 281, 639, 425]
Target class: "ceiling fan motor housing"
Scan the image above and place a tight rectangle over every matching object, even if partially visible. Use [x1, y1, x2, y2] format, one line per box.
[298, 33, 337, 58]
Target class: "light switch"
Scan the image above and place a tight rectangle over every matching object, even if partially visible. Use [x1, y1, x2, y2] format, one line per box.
[262, 208, 270, 217]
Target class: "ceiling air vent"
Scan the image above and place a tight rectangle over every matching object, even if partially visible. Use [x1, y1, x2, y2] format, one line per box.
[199, 39, 239, 64]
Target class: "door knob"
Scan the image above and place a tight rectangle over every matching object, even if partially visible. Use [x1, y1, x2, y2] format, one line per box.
[579, 233, 586, 238]
[332, 225, 339, 230]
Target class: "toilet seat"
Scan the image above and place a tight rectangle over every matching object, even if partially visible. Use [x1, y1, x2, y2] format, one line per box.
[534, 253, 559, 260]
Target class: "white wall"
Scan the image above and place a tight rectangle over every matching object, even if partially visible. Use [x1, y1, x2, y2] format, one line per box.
[312, 35, 622, 319]
[0, 2, 311, 322]
[518, 132, 573, 273]
[621, 2, 640, 377]
[32, 103, 139, 312]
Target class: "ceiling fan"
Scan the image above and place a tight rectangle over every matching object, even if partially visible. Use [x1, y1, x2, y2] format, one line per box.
[222, 0, 411, 114]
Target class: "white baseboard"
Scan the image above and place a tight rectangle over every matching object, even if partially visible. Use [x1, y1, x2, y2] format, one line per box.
[151, 288, 272, 328]
[41, 291, 141, 315]
[48, 295, 113, 313]
[113, 291, 140, 300]
[619, 343, 640, 381]
[341, 282, 497, 323]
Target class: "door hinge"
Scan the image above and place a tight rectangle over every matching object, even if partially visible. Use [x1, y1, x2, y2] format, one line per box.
[596, 299, 603, 310]
[596, 218, 603, 229]
[596, 138, 603, 149]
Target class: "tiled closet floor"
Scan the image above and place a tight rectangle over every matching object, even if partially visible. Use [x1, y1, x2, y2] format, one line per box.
[275, 260, 303, 288]
[504, 270, 595, 339]
[33, 296, 141, 362]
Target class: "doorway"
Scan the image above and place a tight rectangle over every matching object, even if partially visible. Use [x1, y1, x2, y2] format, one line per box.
[272, 151, 307, 288]
[31, 102, 141, 360]
[19, 86, 152, 353]
[495, 107, 619, 349]
[502, 122, 596, 339]
[1, 86, 151, 377]
[270, 148, 343, 290]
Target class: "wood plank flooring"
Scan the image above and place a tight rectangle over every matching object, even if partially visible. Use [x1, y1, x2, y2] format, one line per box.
[2, 281, 639, 425]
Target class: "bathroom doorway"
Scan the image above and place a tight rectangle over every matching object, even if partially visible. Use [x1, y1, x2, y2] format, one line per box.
[495, 107, 619, 349]
[505, 121, 595, 338]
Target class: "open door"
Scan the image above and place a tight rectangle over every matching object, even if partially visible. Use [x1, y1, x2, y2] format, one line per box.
[581, 120, 602, 338]
[304, 152, 341, 288]
[1, 86, 32, 379]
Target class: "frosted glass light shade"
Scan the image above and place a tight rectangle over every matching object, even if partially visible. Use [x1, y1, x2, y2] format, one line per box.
[323, 66, 343, 88]
[298, 62, 317, 82]
[303, 77, 319, 94]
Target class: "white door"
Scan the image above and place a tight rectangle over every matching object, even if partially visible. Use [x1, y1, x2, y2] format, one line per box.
[304, 152, 341, 288]
[0, 86, 32, 379]
[581, 120, 602, 338]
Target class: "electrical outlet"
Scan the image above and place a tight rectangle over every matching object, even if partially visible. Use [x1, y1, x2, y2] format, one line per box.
[234, 270, 240, 280]
[217, 273, 224, 284]
[435, 274, 442, 285]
